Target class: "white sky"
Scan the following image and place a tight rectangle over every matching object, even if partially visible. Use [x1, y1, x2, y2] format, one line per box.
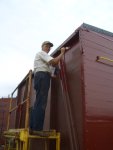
[0, 0, 113, 97]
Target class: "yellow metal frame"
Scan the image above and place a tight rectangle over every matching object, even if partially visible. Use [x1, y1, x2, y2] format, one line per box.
[7, 70, 32, 130]
[4, 129, 60, 150]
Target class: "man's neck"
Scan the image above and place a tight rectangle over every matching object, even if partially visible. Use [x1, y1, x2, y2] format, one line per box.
[42, 49, 48, 53]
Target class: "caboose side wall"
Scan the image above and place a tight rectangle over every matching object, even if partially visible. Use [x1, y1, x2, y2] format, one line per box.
[81, 29, 113, 150]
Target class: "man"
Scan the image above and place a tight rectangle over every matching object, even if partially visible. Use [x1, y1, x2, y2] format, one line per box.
[30, 41, 66, 131]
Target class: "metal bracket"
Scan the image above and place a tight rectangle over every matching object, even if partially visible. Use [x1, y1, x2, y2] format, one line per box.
[96, 56, 113, 67]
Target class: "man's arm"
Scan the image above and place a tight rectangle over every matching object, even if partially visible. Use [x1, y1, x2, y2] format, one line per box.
[49, 47, 66, 65]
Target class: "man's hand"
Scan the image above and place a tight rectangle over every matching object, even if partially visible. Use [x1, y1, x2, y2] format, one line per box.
[49, 47, 67, 65]
[60, 47, 66, 54]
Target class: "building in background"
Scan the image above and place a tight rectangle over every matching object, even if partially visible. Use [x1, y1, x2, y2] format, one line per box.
[0, 98, 16, 146]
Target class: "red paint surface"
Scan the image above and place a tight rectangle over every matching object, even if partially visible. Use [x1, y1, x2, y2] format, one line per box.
[81, 29, 113, 150]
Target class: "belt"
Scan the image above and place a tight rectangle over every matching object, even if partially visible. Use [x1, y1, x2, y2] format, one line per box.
[35, 71, 51, 75]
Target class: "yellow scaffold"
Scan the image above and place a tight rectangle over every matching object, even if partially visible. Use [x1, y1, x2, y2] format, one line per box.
[4, 70, 60, 150]
[4, 129, 60, 150]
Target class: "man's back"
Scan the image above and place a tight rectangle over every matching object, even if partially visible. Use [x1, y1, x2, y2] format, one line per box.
[34, 51, 53, 73]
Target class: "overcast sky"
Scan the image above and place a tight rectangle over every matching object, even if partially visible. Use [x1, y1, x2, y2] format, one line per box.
[0, 0, 113, 97]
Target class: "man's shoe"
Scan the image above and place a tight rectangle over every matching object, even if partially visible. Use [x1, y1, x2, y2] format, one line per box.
[29, 129, 50, 137]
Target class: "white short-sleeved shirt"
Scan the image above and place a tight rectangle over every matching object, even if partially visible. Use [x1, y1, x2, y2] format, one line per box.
[34, 51, 53, 73]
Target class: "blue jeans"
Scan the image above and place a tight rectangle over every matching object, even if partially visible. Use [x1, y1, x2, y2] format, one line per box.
[30, 71, 51, 131]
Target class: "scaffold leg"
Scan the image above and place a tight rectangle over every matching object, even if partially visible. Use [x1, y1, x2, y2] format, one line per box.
[4, 129, 60, 150]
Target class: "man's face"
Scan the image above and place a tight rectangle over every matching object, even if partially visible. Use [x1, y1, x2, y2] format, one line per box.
[42, 44, 51, 53]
